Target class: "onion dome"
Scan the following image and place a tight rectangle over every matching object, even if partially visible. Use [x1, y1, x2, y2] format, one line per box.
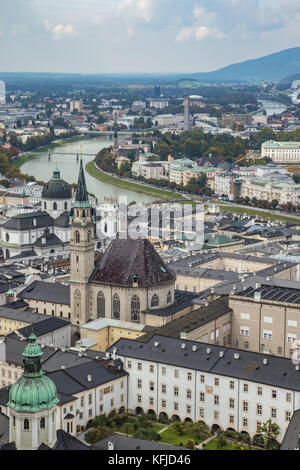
[7, 333, 59, 413]
[42, 168, 72, 200]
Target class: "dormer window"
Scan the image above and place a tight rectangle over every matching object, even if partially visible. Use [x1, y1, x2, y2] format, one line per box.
[132, 273, 139, 286]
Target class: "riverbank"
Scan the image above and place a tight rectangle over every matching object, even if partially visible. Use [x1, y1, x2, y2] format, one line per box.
[217, 202, 300, 223]
[85, 160, 183, 201]
[14, 135, 91, 168]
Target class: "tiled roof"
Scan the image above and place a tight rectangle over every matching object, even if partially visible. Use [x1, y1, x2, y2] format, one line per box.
[18, 281, 70, 305]
[91, 238, 175, 287]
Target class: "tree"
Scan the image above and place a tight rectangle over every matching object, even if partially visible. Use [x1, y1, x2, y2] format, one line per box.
[293, 173, 300, 184]
[133, 428, 161, 442]
[127, 149, 136, 163]
[216, 430, 227, 450]
[256, 419, 280, 450]
[186, 439, 195, 449]
[85, 426, 111, 444]
[119, 161, 131, 176]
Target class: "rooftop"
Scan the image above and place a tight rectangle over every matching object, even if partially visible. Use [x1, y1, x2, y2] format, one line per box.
[109, 334, 300, 392]
[18, 281, 70, 305]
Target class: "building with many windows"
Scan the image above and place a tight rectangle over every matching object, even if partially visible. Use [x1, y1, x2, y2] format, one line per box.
[109, 334, 300, 443]
[261, 141, 300, 164]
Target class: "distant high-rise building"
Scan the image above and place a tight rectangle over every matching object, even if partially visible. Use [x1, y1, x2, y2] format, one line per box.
[70, 100, 83, 113]
[0, 81, 6, 105]
[184, 96, 190, 131]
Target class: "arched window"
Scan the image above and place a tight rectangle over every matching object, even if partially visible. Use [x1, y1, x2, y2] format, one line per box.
[64, 201, 68, 210]
[88, 230, 91, 243]
[44, 202, 47, 210]
[131, 296, 140, 323]
[104, 223, 108, 233]
[167, 291, 172, 304]
[53, 202, 57, 211]
[151, 294, 159, 307]
[24, 419, 30, 430]
[40, 417, 45, 429]
[75, 231, 80, 243]
[113, 294, 120, 320]
[5, 233, 9, 242]
[97, 291, 105, 318]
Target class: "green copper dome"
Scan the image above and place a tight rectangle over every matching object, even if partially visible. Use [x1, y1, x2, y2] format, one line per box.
[7, 334, 59, 413]
[42, 168, 72, 200]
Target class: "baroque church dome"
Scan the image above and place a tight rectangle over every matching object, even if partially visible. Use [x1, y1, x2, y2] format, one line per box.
[7, 334, 59, 413]
[42, 168, 72, 200]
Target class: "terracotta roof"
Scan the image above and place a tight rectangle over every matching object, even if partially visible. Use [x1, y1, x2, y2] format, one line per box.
[91, 238, 175, 287]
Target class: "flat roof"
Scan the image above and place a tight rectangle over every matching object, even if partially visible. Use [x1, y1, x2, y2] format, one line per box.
[81, 318, 150, 332]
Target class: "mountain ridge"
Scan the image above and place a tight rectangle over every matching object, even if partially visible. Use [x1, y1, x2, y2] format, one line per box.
[184, 47, 300, 83]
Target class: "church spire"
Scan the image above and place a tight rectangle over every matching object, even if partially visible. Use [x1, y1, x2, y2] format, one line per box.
[75, 158, 90, 206]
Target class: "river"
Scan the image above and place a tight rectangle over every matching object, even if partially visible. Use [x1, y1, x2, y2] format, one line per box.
[21, 136, 154, 205]
[257, 99, 287, 116]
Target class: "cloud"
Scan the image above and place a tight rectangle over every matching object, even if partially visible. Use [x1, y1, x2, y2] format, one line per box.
[195, 26, 226, 41]
[176, 25, 225, 42]
[44, 19, 77, 39]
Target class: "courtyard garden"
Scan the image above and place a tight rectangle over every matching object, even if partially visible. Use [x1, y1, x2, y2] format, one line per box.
[84, 410, 279, 451]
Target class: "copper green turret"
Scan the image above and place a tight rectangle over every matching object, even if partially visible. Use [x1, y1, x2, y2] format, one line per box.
[74, 158, 90, 207]
[7, 334, 59, 412]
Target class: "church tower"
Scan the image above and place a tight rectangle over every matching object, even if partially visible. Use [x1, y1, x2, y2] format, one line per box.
[70, 159, 95, 331]
[7, 334, 59, 450]
[113, 129, 119, 158]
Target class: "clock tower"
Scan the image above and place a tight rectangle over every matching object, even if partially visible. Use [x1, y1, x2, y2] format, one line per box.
[70, 158, 95, 333]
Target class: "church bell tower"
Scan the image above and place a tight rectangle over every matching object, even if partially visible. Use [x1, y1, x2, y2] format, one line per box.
[70, 158, 95, 330]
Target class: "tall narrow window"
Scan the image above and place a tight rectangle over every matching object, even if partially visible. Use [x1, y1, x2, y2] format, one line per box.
[131, 295, 140, 323]
[24, 419, 30, 430]
[97, 292, 105, 318]
[75, 231, 80, 243]
[40, 417, 45, 429]
[151, 294, 159, 307]
[113, 294, 120, 320]
[167, 291, 172, 304]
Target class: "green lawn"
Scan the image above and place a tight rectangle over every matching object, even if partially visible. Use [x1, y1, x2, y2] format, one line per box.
[159, 426, 205, 447]
[204, 438, 254, 451]
[152, 423, 166, 433]
[85, 160, 183, 200]
[13, 155, 32, 168]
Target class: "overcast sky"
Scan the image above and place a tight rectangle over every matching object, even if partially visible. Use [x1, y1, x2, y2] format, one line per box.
[1, 0, 300, 74]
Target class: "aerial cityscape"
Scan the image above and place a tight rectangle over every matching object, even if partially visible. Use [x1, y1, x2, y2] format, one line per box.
[3, 0, 300, 456]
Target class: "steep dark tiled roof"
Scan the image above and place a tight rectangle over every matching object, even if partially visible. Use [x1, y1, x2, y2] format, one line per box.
[93, 435, 187, 450]
[54, 211, 70, 228]
[18, 281, 70, 305]
[2, 211, 53, 232]
[17, 317, 70, 338]
[91, 238, 175, 287]
[54, 430, 90, 450]
[280, 409, 300, 450]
